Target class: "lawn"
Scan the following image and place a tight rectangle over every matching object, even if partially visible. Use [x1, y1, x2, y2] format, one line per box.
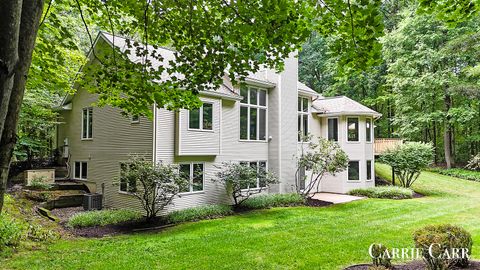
[3, 164, 480, 270]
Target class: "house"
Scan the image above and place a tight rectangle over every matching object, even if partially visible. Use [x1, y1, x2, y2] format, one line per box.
[56, 32, 381, 212]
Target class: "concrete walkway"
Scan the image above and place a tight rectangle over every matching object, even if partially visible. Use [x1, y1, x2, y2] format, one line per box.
[311, 192, 365, 204]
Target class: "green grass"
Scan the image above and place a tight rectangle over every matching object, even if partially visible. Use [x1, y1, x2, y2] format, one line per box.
[348, 186, 413, 199]
[427, 167, 480, 182]
[67, 209, 142, 228]
[4, 163, 480, 269]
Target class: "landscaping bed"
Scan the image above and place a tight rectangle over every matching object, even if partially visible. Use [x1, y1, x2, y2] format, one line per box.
[345, 260, 480, 270]
[428, 167, 480, 182]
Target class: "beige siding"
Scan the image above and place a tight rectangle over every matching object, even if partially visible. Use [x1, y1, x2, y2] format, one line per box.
[57, 87, 153, 210]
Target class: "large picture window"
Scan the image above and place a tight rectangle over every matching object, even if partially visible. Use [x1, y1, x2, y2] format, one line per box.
[179, 163, 204, 193]
[298, 97, 309, 142]
[82, 107, 93, 139]
[189, 103, 213, 130]
[348, 161, 360, 181]
[239, 161, 267, 189]
[74, 161, 88, 180]
[366, 118, 372, 142]
[347, 117, 359, 142]
[240, 86, 267, 141]
[327, 118, 338, 141]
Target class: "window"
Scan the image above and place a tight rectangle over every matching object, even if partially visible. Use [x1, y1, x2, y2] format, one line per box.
[119, 163, 137, 193]
[366, 160, 372, 181]
[366, 118, 372, 142]
[131, 115, 140, 123]
[298, 97, 309, 142]
[347, 117, 359, 142]
[327, 118, 338, 141]
[189, 103, 213, 130]
[240, 161, 267, 189]
[348, 161, 360, 181]
[74, 161, 88, 180]
[82, 108, 93, 139]
[179, 163, 204, 193]
[240, 86, 267, 141]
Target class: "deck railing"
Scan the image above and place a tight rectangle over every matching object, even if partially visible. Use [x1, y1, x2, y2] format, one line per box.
[374, 138, 403, 155]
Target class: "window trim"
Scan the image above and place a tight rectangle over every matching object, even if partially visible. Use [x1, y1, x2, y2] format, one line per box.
[239, 86, 268, 142]
[327, 117, 339, 142]
[346, 116, 360, 143]
[73, 161, 88, 180]
[297, 96, 309, 142]
[366, 117, 373, 143]
[239, 160, 268, 190]
[366, 160, 373, 182]
[188, 103, 214, 132]
[131, 115, 140, 124]
[81, 107, 93, 140]
[347, 160, 361, 182]
[178, 162, 205, 194]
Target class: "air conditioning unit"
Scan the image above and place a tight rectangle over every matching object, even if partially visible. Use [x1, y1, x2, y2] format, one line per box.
[83, 193, 103, 211]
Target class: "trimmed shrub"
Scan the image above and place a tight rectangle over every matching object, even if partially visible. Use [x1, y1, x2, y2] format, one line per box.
[348, 186, 413, 199]
[413, 224, 472, 269]
[67, 209, 142, 228]
[369, 243, 392, 268]
[0, 214, 23, 250]
[241, 193, 305, 209]
[166, 205, 233, 224]
[428, 167, 480, 182]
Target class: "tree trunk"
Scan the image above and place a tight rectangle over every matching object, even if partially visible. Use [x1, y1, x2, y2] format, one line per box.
[433, 120, 438, 164]
[443, 93, 455, 169]
[0, 0, 44, 213]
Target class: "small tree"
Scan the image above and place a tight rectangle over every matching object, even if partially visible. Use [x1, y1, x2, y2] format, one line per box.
[380, 142, 434, 188]
[295, 135, 348, 198]
[214, 162, 278, 206]
[115, 156, 188, 220]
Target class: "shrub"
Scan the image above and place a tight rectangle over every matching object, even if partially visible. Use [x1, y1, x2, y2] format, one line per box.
[296, 136, 348, 198]
[242, 193, 305, 209]
[214, 162, 278, 206]
[380, 142, 434, 188]
[27, 177, 52, 190]
[166, 205, 233, 224]
[413, 224, 472, 269]
[348, 186, 413, 199]
[428, 167, 480, 182]
[67, 209, 142, 228]
[369, 243, 392, 268]
[466, 154, 480, 171]
[0, 214, 23, 250]
[26, 224, 59, 242]
[114, 156, 188, 220]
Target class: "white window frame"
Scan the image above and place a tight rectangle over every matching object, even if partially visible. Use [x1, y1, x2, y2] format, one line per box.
[188, 103, 214, 132]
[131, 115, 140, 124]
[239, 86, 268, 141]
[239, 160, 268, 190]
[366, 160, 373, 182]
[366, 117, 373, 143]
[327, 117, 339, 142]
[179, 162, 205, 194]
[346, 116, 360, 143]
[118, 162, 137, 194]
[81, 107, 93, 140]
[73, 161, 88, 180]
[298, 96, 309, 142]
[347, 160, 361, 182]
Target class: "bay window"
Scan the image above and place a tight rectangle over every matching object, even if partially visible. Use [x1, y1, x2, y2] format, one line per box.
[366, 118, 372, 142]
[189, 103, 213, 130]
[347, 117, 359, 142]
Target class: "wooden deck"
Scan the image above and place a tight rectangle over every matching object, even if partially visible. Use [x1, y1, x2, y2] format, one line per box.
[374, 138, 403, 155]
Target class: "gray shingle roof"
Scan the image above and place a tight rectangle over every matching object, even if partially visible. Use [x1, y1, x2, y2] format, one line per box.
[312, 96, 381, 117]
[298, 81, 321, 97]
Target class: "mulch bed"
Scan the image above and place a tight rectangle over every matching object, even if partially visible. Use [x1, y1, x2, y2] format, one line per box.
[345, 260, 480, 270]
[306, 197, 333, 207]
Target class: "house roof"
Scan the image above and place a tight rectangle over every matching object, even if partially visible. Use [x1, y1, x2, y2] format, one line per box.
[298, 81, 321, 97]
[312, 96, 382, 118]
